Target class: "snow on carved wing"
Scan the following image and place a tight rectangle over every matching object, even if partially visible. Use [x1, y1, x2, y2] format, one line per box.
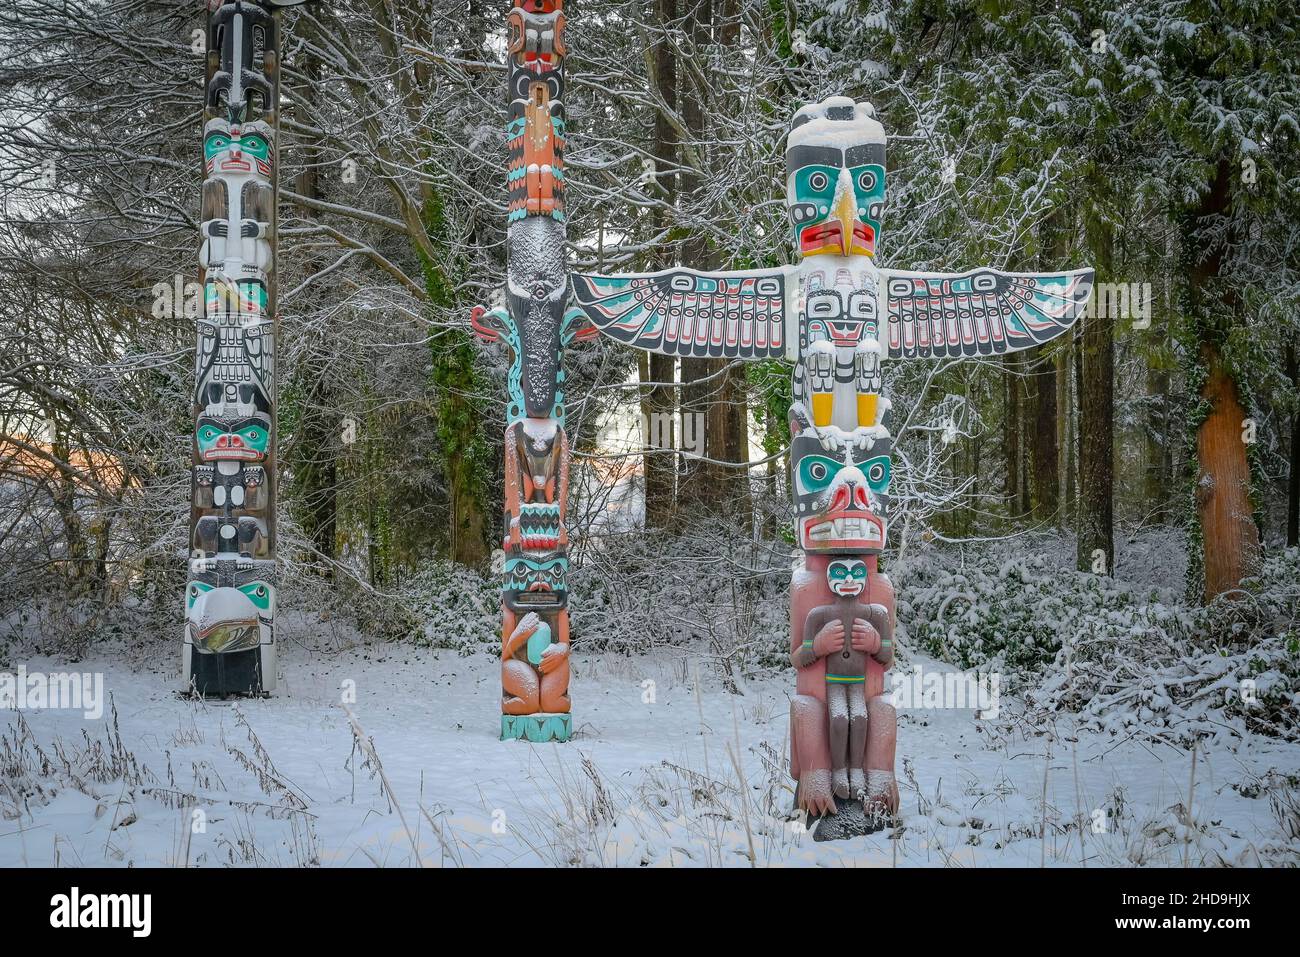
[570, 266, 795, 360]
[881, 267, 1094, 359]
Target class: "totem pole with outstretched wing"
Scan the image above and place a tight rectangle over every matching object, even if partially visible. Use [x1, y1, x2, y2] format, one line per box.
[184, 0, 315, 695]
[569, 97, 1093, 831]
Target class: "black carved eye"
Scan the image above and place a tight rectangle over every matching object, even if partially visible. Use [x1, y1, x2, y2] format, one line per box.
[809, 171, 829, 191]
[868, 463, 885, 482]
[858, 170, 876, 192]
[809, 462, 828, 482]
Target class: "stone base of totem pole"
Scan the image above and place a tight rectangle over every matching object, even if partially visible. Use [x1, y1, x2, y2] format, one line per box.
[501, 713, 571, 743]
[807, 795, 896, 842]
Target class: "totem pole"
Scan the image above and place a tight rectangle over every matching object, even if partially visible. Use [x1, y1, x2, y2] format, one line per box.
[569, 97, 1092, 833]
[184, 0, 312, 695]
[472, 1, 595, 742]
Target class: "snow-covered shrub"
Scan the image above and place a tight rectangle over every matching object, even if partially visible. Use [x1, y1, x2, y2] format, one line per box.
[391, 522, 792, 668]
[571, 523, 790, 679]
[396, 560, 501, 652]
[898, 545, 1167, 684]
[897, 531, 1299, 744]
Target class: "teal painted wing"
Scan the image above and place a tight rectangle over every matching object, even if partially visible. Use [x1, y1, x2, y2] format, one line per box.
[571, 266, 793, 360]
[881, 267, 1093, 359]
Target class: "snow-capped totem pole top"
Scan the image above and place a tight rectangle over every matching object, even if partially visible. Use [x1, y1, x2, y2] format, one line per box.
[787, 97, 887, 259]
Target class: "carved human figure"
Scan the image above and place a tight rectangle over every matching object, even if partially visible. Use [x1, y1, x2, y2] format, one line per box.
[793, 558, 893, 799]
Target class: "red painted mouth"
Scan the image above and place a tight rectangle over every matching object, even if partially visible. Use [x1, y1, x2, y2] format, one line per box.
[801, 512, 885, 550]
[827, 322, 866, 345]
[800, 221, 844, 255]
[852, 223, 876, 256]
[220, 157, 250, 172]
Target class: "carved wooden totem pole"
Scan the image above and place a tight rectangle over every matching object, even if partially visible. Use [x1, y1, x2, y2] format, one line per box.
[185, 0, 312, 695]
[473, 1, 595, 741]
[570, 97, 1092, 834]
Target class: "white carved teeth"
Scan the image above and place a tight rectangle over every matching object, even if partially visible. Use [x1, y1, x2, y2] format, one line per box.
[808, 517, 882, 541]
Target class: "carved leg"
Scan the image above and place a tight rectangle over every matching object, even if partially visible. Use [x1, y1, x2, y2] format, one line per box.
[864, 693, 899, 816]
[847, 682, 868, 798]
[854, 339, 881, 427]
[539, 664, 570, 712]
[502, 659, 540, 715]
[538, 612, 571, 713]
[502, 610, 541, 715]
[791, 695, 836, 817]
[806, 339, 836, 427]
[826, 682, 850, 799]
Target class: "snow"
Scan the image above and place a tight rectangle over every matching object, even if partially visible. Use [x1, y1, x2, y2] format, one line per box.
[787, 98, 885, 150]
[3, 625, 1297, 867]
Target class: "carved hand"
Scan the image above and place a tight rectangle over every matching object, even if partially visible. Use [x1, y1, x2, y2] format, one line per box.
[850, 619, 881, 655]
[538, 642, 569, 674]
[812, 620, 846, 658]
[505, 612, 540, 658]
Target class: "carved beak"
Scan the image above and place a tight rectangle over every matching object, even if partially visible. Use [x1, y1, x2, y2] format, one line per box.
[833, 176, 857, 257]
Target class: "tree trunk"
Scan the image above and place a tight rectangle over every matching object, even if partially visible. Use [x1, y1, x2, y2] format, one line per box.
[1077, 208, 1114, 576]
[642, 351, 677, 529]
[675, 0, 716, 514]
[1029, 345, 1059, 520]
[1030, 213, 1063, 521]
[1196, 350, 1259, 595]
[1288, 338, 1299, 547]
[1004, 354, 1021, 518]
[1057, 338, 1073, 529]
[289, 55, 338, 564]
[1187, 160, 1260, 599]
[1144, 265, 1174, 524]
[708, 0, 752, 526]
[643, 0, 680, 529]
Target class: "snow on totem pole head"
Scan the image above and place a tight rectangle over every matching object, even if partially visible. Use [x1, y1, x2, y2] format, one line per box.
[786, 97, 886, 259]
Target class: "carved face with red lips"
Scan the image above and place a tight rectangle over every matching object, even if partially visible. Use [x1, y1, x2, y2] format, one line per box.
[790, 430, 892, 554]
[196, 413, 270, 463]
[203, 119, 273, 178]
[827, 558, 869, 596]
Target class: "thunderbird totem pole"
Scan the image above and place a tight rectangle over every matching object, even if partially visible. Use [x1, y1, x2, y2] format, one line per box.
[184, 0, 311, 694]
[568, 98, 1092, 832]
[472, 1, 595, 742]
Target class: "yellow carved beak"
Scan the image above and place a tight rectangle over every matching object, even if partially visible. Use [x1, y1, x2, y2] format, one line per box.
[833, 181, 857, 257]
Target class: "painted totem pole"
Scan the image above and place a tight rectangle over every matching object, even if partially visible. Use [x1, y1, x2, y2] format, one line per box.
[184, 0, 311, 695]
[472, 1, 595, 742]
[570, 97, 1092, 831]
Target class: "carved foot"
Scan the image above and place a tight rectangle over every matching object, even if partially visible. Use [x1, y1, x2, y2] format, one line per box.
[849, 767, 866, 799]
[832, 767, 850, 799]
[797, 769, 837, 817]
[864, 769, 900, 819]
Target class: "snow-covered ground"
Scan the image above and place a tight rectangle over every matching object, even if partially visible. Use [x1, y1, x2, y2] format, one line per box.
[3, 627, 1297, 867]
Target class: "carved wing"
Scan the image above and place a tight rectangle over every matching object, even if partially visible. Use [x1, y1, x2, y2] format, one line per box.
[570, 266, 795, 360]
[881, 267, 1093, 359]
